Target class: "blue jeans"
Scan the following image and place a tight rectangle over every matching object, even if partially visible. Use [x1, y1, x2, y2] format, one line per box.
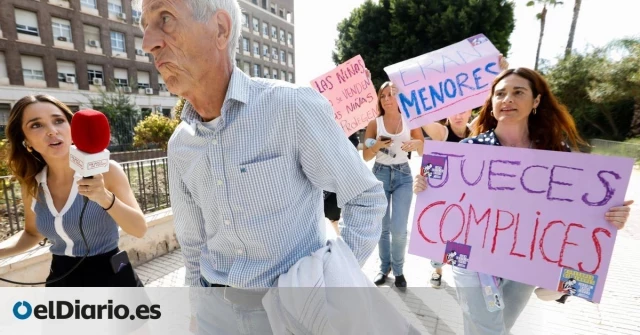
[452, 267, 534, 335]
[373, 162, 413, 276]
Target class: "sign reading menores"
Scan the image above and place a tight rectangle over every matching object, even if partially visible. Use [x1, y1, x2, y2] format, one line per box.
[310, 55, 377, 136]
[410, 141, 634, 303]
[384, 34, 501, 129]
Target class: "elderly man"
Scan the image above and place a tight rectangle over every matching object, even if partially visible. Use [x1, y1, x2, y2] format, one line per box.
[137, 0, 386, 333]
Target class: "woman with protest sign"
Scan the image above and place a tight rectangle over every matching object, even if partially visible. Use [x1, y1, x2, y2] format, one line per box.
[412, 68, 634, 334]
[363, 82, 424, 290]
[420, 55, 510, 289]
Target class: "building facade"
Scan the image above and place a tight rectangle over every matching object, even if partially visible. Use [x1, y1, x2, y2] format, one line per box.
[0, 0, 295, 133]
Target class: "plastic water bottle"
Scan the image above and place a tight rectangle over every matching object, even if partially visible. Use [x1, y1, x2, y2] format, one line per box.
[478, 273, 504, 312]
[364, 138, 396, 158]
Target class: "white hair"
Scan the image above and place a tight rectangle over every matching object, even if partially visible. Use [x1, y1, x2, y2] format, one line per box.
[133, 0, 241, 68]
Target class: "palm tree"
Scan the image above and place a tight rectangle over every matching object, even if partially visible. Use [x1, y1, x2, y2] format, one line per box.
[527, 0, 564, 70]
[565, 0, 583, 57]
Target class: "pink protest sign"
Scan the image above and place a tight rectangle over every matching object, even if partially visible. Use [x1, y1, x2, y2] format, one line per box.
[384, 34, 500, 129]
[310, 55, 377, 136]
[410, 141, 634, 303]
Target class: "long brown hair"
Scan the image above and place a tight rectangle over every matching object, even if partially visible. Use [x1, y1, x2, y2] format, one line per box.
[5, 95, 74, 198]
[377, 81, 396, 116]
[472, 68, 586, 151]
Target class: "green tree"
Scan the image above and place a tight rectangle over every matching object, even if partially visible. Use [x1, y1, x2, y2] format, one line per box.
[0, 139, 12, 177]
[527, 0, 564, 70]
[133, 114, 179, 151]
[544, 51, 629, 140]
[333, 0, 515, 89]
[564, 0, 582, 57]
[588, 39, 640, 137]
[85, 85, 143, 151]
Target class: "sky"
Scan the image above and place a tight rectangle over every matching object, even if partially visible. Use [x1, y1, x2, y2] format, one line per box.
[294, 0, 640, 85]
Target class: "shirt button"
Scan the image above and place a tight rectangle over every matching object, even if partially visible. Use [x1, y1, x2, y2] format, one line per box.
[217, 180, 223, 186]
[236, 249, 243, 255]
[212, 139, 218, 145]
[224, 220, 230, 226]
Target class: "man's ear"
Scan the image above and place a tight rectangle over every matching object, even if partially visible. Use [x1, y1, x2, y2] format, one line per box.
[213, 10, 232, 51]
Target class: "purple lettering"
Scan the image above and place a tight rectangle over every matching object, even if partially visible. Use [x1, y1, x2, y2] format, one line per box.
[520, 165, 549, 194]
[488, 160, 521, 191]
[581, 170, 620, 207]
[547, 165, 583, 202]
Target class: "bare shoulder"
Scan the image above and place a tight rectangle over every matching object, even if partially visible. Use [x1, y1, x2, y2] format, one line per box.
[103, 160, 128, 187]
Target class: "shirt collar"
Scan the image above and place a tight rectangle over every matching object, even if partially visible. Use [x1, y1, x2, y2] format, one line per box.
[181, 67, 251, 123]
[34, 165, 83, 186]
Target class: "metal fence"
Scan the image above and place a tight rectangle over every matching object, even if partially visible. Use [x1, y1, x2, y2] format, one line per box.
[0, 157, 170, 241]
[590, 139, 640, 161]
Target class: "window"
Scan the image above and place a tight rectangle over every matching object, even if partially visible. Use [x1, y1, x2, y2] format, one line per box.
[110, 31, 126, 52]
[137, 71, 150, 89]
[271, 26, 277, 39]
[242, 38, 249, 52]
[279, 9, 284, 18]
[252, 0, 258, 4]
[87, 64, 103, 82]
[114, 68, 129, 87]
[252, 18, 259, 32]
[132, 10, 142, 18]
[0, 52, 8, 80]
[262, 22, 268, 36]
[52, 18, 72, 42]
[263, 66, 270, 78]
[108, 0, 123, 15]
[288, 52, 293, 66]
[262, 0, 267, 10]
[21, 56, 44, 80]
[158, 75, 167, 91]
[84, 25, 101, 47]
[242, 13, 249, 28]
[288, 33, 293, 46]
[262, 45, 269, 57]
[253, 64, 260, 77]
[81, 0, 97, 9]
[243, 62, 250, 74]
[288, 72, 294, 83]
[57, 60, 76, 82]
[0, 103, 10, 129]
[253, 41, 260, 55]
[281, 70, 286, 81]
[272, 47, 278, 61]
[279, 29, 285, 43]
[272, 68, 278, 79]
[280, 50, 286, 63]
[270, 3, 276, 14]
[286, 12, 292, 23]
[15, 9, 39, 37]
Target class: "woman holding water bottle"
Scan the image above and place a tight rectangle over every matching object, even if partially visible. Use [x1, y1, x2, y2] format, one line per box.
[363, 81, 424, 290]
[413, 67, 634, 334]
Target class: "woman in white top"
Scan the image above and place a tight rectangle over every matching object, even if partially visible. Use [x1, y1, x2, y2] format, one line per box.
[363, 81, 424, 289]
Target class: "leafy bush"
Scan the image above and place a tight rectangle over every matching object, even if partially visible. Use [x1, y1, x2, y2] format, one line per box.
[133, 114, 179, 151]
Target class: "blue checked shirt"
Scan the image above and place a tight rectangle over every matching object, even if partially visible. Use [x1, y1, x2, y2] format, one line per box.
[168, 68, 386, 289]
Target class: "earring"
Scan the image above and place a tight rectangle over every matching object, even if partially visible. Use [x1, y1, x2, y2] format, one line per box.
[22, 140, 33, 152]
[532, 108, 537, 115]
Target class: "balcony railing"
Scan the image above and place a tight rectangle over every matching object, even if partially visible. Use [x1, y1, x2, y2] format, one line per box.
[0, 157, 170, 242]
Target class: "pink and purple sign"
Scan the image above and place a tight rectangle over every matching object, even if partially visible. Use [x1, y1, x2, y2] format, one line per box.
[310, 55, 377, 136]
[409, 141, 634, 303]
[384, 34, 501, 129]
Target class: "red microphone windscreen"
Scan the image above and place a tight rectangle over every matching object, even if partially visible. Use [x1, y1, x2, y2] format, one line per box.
[71, 109, 111, 154]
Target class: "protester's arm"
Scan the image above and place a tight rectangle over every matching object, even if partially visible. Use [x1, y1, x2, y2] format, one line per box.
[401, 128, 424, 156]
[295, 87, 386, 265]
[421, 123, 447, 141]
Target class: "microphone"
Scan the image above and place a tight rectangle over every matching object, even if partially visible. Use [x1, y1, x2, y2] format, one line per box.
[69, 109, 111, 178]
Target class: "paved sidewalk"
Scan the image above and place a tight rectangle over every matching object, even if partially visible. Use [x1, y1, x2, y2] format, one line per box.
[136, 157, 640, 334]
